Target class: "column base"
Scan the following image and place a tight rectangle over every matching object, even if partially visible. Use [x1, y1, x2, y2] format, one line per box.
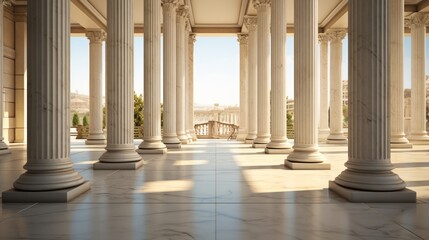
[138, 140, 167, 154]
[165, 143, 182, 149]
[85, 139, 107, 145]
[0, 148, 11, 155]
[329, 181, 416, 203]
[94, 160, 144, 170]
[326, 139, 348, 144]
[137, 148, 167, 154]
[191, 134, 197, 142]
[236, 133, 247, 141]
[265, 148, 293, 154]
[252, 143, 267, 148]
[2, 181, 91, 203]
[318, 128, 330, 141]
[245, 139, 254, 144]
[177, 134, 189, 144]
[284, 160, 331, 170]
[407, 134, 429, 145]
[390, 143, 413, 149]
[286, 145, 326, 163]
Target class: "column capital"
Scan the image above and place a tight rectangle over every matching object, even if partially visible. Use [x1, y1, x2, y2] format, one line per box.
[253, 0, 271, 9]
[327, 29, 347, 42]
[244, 16, 258, 31]
[161, 0, 179, 11]
[405, 13, 429, 29]
[2, 0, 11, 7]
[86, 30, 106, 43]
[318, 33, 329, 44]
[185, 19, 192, 32]
[237, 34, 249, 45]
[189, 33, 196, 44]
[176, 5, 189, 21]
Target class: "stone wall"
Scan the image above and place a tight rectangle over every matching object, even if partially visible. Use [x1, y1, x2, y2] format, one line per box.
[3, 5, 15, 143]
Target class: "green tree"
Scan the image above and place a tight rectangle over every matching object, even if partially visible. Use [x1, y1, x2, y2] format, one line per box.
[343, 104, 349, 128]
[103, 106, 106, 129]
[287, 112, 294, 127]
[83, 115, 89, 127]
[72, 113, 80, 127]
[134, 92, 144, 126]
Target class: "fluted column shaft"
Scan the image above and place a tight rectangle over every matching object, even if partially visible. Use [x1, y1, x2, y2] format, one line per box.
[334, 0, 406, 191]
[184, 21, 192, 141]
[97, 0, 142, 166]
[176, 5, 188, 144]
[85, 30, 106, 145]
[253, 0, 271, 147]
[390, 0, 411, 148]
[327, 30, 347, 143]
[245, 16, 257, 142]
[318, 34, 329, 136]
[138, 0, 166, 153]
[286, 0, 326, 165]
[188, 34, 197, 141]
[162, 0, 181, 147]
[0, 1, 9, 152]
[237, 34, 248, 141]
[13, 0, 85, 190]
[407, 13, 429, 143]
[266, 0, 291, 152]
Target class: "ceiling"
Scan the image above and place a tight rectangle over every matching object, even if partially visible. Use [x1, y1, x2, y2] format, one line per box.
[69, 0, 429, 35]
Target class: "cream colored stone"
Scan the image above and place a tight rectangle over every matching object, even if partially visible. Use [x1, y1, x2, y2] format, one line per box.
[244, 16, 257, 142]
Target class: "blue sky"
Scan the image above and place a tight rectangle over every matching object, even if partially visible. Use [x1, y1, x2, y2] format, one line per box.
[71, 35, 423, 106]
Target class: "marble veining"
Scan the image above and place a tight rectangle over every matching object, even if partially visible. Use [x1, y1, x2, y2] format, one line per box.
[0, 139, 428, 239]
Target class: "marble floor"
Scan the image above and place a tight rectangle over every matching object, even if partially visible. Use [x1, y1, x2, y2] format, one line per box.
[0, 139, 428, 239]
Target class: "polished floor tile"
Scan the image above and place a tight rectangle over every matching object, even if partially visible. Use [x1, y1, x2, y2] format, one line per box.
[0, 139, 428, 239]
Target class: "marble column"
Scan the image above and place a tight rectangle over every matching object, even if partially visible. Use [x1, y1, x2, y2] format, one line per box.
[285, 0, 329, 169]
[188, 33, 197, 141]
[0, 1, 10, 154]
[266, 0, 291, 154]
[184, 20, 193, 142]
[391, 0, 412, 148]
[330, 0, 415, 202]
[3, 0, 90, 202]
[244, 16, 257, 143]
[14, 5, 27, 144]
[175, 5, 189, 144]
[406, 13, 429, 144]
[138, 0, 167, 154]
[326, 30, 347, 144]
[237, 34, 248, 141]
[252, 0, 271, 148]
[162, 0, 181, 148]
[85, 30, 107, 145]
[95, 0, 143, 170]
[318, 33, 330, 140]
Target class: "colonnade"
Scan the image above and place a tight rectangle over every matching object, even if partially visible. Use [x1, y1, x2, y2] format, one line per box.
[0, 0, 417, 203]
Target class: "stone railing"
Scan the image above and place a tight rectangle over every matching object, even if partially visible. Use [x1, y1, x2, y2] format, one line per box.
[75, 126, 144, 139]
[195, 121, 239, 139]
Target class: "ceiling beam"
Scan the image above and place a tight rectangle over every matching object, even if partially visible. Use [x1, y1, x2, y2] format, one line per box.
[417, 0, 429, 11]
[192, 27, 242, 34]
[71, 0, 106, 31]
[322, 1, 348, 32]
[404, 4, 417, 12]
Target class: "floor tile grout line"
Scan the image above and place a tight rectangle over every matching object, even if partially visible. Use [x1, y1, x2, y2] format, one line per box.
[0, 202, 38, 224]
[364, 203, 426, 240]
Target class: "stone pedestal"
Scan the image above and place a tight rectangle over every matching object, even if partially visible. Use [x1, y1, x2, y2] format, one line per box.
[162, 0, 181, 149]
[244, 16, 257, 143]
[95, 0, 143, 169]
[330, 0, 415, 203]
[138, 0, 167, 154]
[176, 5, 189, 144]
[252, 0, 271, 148]
[85, 30, 107, 145]
[265, 0, 291, 154]
[390, 0, 412, 149]
[326, 30, 347, 145]
[237, 34, 248, 141]
[406, 13, 429, 145]
[285, 0, 329, 170]
[318, 33, 330, 141]
[3, 0, 90, 202]
[0, 1, 10, 154]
